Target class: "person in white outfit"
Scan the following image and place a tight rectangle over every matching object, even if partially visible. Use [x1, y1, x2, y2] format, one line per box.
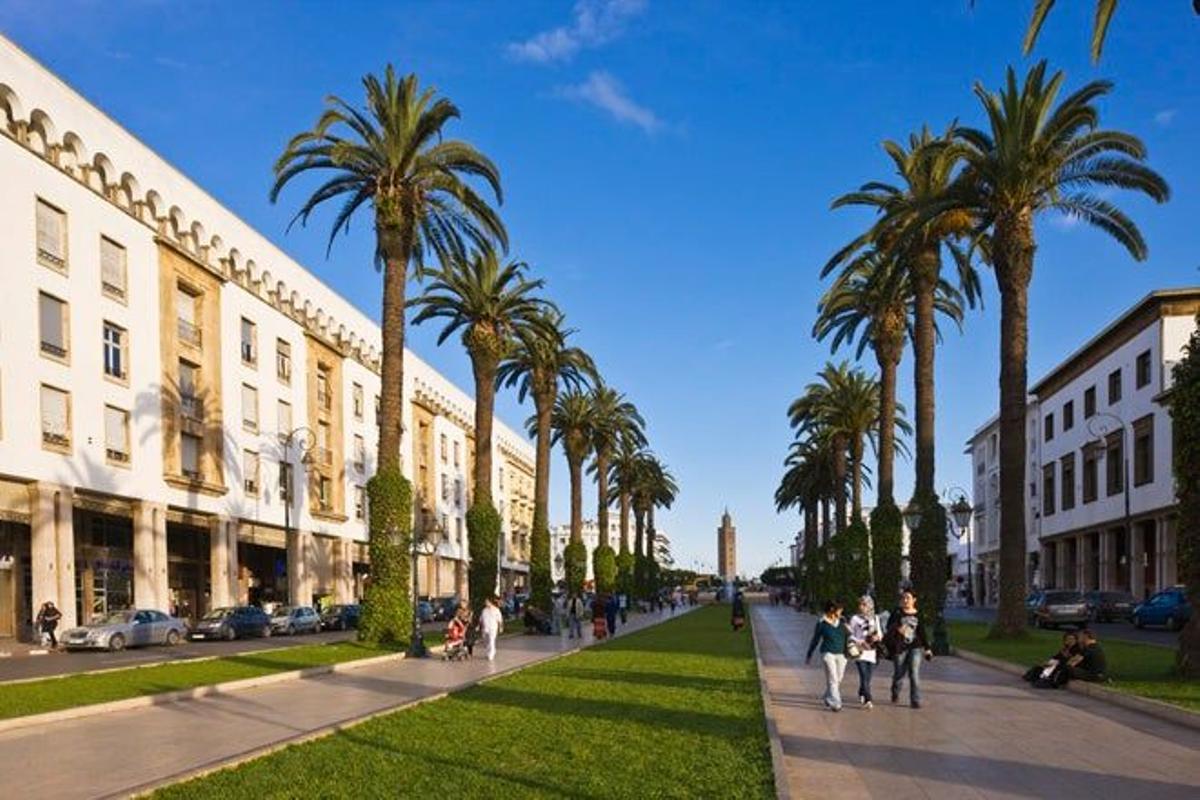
[480, 596, 504, 662]
[848, 595, 882, 708]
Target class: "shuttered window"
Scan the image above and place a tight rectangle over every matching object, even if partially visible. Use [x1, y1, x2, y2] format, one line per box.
[36, 199, 67, 270]
[105, 405, 129, 463]
[181, 433, 201, 477]
[100, 237, 127, 299]
[40, 385, 70, 448]
[242, 384, 258, 430]
[38, 292, 68, 358]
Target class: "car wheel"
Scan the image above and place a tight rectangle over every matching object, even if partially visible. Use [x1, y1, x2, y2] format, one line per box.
[336, 619, 345, 631]
[165, 629, 181, 646]
[1133, 615, 1144, 629]
[224, 625, 237, 641]
[108, 634, 126, 652]
[287, 624, 296, 636]
[1167, 615, 1178, 631]
[261, 624, 272, 638]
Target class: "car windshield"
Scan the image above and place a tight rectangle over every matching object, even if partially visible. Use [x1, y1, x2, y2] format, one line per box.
[201, 608, 232, 621]
[275, 606, 296, 616]
[96, 611, 134, 625]
[1045, 592, 1083, 604]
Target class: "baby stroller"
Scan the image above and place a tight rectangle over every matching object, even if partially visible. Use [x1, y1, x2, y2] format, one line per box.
[442, 616, 472, 662]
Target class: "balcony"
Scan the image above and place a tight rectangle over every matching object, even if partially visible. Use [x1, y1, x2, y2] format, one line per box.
[180, 395, 203, 420]
[42, 430, 70, 448]
[177, 318, 201, 348]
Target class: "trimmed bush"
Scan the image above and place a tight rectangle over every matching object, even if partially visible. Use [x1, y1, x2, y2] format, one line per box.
[840, 520, 872, 604]
[616, 551, 635, 598]
[563, 540, 588, 596]
[870, 502, 903, 608]
[529, 510, 552, 614]
[467, 501, 501, 611]
[359, 467, 413, 645]
[908, 493, 948, 631]
[1171, 314, 1200, 677]
[592, 544, 617, 594]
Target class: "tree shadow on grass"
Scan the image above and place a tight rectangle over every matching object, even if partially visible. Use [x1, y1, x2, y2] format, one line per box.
[542, 666, 756, 695]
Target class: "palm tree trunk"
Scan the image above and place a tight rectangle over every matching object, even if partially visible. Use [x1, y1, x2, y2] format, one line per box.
[821, 499, 831, 545]
[376, 223, 412, 471]
[912, 247, 940, 499]
[469, 351, 498, 503]
[634, 506, 645, 561]
[993, 217, 1034, 636]
[850, 435, 865, 522]
[804, 504, 818, 556]
[875, 338, 901, 505]
[832, 435, 848, 535]
[568, 453, 583, 545]
[530, 386, 555, 612]
[618, 491, 631, 555]
[595, 450, 610, 549]
[647, 506, 657, 562]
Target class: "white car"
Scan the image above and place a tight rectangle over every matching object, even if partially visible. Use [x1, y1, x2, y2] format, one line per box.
[61, 609, 188, 652]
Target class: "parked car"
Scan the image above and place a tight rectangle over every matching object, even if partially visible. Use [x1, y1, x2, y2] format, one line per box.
[1084, 590, 1137, 623]
[434, 596, 460, 622]
[61, 609, 188, 652]
[1027, 590, 1089, 629]
[417, 601, 435, 624]
[1133, 587, 1193, 631]
[320, 604, 361, 631]
[270, 606, 321, 635]
[190, 606, 272, 641]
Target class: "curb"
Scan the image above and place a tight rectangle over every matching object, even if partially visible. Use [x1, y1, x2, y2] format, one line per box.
[0, 651, 406, 735]
[749, 610, 792, 800]
[954, 647, 1200, 733]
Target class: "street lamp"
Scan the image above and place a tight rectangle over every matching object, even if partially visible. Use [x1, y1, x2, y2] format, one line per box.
[407, 512, 441, 658]
[901, 501, 924, 534]
[281, 426, 317, 604]
[944, 488, 974, 607]
[1087, 411, 1132, 593]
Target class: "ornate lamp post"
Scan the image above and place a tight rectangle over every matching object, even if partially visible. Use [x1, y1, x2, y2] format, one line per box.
[945, 489, 974, 607]
[405, 513, 441, 658]
[900, 501, 923, 589]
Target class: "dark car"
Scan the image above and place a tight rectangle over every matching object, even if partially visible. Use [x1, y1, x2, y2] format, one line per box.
[1027, 590, 1089, 629]
[190, 606, 272, 641]
[1084, 590, 1136, 623]
[434, 597, 460, 622]
[320, 604, 361, 631]
[417, 600, 435, 624]
[1133, 587, 1193, 631]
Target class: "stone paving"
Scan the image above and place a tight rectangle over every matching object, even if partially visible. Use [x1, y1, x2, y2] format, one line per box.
[753, 605, 1200, 799]
[0, 606, 689, 800]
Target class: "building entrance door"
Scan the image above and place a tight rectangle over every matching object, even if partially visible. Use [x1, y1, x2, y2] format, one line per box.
[0, 565, 14, 637]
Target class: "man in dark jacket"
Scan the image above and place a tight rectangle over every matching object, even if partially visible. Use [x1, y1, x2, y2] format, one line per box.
[1068, 629, 1108, 682]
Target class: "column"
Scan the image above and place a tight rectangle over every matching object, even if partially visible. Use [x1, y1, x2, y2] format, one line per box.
[1130, 524, 1145, 600]
[333, 539, 352, 604]
[1098, 529, 1115, 591]
[28, 482, 76, 630]
[1161, 516, 1178, 588]
[133, 501, 167, 610]
[1051, 540, 1064, 588]
[209, 516, 239, 609]
[287, 527, 304, 606]
[455, 560, 467, 601]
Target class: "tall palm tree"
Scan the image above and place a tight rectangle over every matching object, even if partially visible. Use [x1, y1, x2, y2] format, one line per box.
[272, 66, 505, 643]
[1023, 0, 1118, 62]
[551, 388, 595, 593]
[587, 385, 645, 550]
[411, 249, 550, 606]
[635, 454, 677, 592]
[939, 61, 1169, 635]
[608, 434, 643, 556]
[501, 310, 594, 610]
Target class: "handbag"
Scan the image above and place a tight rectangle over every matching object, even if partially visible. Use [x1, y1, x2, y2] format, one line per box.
[845, 639, 862, 659]
[873, 614, 890, 660]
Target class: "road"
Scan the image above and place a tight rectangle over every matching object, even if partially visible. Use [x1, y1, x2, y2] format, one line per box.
[945, 606, 1177, 647]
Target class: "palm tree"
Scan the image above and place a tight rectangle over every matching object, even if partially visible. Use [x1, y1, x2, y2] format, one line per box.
[635, 454, 678, 595]
[501, 310, 594, 611]
[1023, 0, 1118, 62]
[940, 61, 1169, 635]
[551, 387, 595, 593]
[411, 249, 550, 607]
[272, 66, 505, 643]
[587, 385, 645, 550]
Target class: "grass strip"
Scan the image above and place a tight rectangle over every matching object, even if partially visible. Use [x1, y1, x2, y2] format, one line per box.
[155, 606, 774, 799]
[0, 641, 401, 720]
[949, 621, 1199, 712]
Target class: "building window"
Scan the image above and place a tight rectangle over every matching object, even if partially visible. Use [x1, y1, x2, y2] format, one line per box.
[1082, 445, 1099, 504]
[1043, 413, 1054, 442]
[39, 384, 71, 450]
[279, 462, 291, 502]
[241, 384, 258, 432]
[180, 432, 202, 478]
[352, 383, 364, 420]
[317, 476, 332, 511]
[442, 473, 450, 501]
[1105, 431, 1124, 496]
[243, 450, 259, 495]
[353, 434, 365, 471]
[1108, 369, 1122, 405]
[179, 360, 201, 419]
[1063, 400, 1074, 432]
[104, 405, 130, 465]
[277, 400, 292, 440]
[176, 284, 201, 347]
[38, 291, 69, 360]
[354, 486, 366, 521]
[103, 321, 128, 381]
[1133, 414, 1154, 486]
[453, 440, 461, 467]
[499, 467, 505, 491]
[317, 421, 332, 465]
[317, 366, 332, 411]
[1084, 386, 1096, 419]
[36, 199, 67, 271]
[240, 318, 257, 366]
[440, 433, 448, 463]
[100, 237, 127, 300]
[1060, 453, 1075, 512]
[456, 516, 463, 544]
[1136, 350, 1152, 390]
[441, 513, 450, 542]
[276, 339, 292, 384]
[1042, 463, 1055, 516]
[455, 478, 463, 507]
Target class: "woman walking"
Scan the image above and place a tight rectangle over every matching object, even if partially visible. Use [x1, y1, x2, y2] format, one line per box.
[479, 596, 503, 662]
[805, 600, 848, 712]
[848, 595, 882, 708]
[885, 590, 933, 708]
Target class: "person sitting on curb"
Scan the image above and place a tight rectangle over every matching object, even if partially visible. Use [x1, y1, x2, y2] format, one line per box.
[1067, 628, 1108, 683]
[1023, 632, 1080, 688]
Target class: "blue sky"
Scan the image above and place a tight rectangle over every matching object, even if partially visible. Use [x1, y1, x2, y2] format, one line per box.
[3, 1, 1197, 578]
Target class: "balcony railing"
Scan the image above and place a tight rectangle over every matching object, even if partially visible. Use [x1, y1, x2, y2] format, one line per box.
[180, 395, 203, 420]
[40, 340, 67, 358]
[182, 467, 202, 480]
[42, 430, 70, 447]
[106, 448, 130, 463]
[102, 280, 126, 300]
[177, 318, 201, 347]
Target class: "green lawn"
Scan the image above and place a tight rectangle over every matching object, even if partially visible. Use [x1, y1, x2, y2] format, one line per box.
[155, 606, 775, 800]
[0, 641, 400, 720]
[949, 621, 1200, 712]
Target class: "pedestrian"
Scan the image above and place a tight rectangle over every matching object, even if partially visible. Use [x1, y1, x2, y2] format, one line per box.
[805, 600, 848, 712]
[455, 603, 476, 657]
[566, 592, 584, 639]
[618, 592, 628, 625]
[848, 595, 882, 709]
[884, 589, 933, 708]
[1067, 629, 1108, 683]
[551, 592, 565, 636]
[480, 596, 503, 662]
[669, 591, 677, 616]
[731, 590, 746, 631]
[605, 592, 619, 637]
[36, 601, 62, 649]
[592, 592, 609, 640]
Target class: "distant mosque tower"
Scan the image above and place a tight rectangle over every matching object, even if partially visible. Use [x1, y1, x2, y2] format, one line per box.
[717, 509, 738, 580]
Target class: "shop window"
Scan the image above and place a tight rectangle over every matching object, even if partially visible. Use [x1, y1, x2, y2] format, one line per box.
[38, 291, 69, 360]
[40, 384, 71, 450]
[104, 405, 130, 465]
[36, 198, 67, 271]
[100, 236, 127, 301]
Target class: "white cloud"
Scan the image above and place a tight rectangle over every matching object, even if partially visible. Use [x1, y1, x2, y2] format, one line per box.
[1153, 108, 1177, 127]
[508, 0, 647, 64]
[560, 71, 662, 133]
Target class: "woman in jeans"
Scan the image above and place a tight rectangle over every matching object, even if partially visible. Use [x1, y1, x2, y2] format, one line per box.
[848, 595, 882, 708]
[885, 590, 933, 708]
[805, 600, 848, 712]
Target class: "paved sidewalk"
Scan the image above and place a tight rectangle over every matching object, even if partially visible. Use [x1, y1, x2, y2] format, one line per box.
[753, 605, 1200, 800]
[0, 607, 687, 800]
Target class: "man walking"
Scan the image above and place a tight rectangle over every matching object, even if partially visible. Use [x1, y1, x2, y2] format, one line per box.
[566, 592, 584, 640]
[480, 596, 503, 662]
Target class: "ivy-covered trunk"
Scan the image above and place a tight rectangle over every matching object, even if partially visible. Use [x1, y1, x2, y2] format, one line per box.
[1171, 315, 1200, 676]
[595, 449, 611, 548]
[850, 434, 865, 522]
[529, 384, 555, 613]
[832, 434, 848, 535]
[911, 246, 940, 499]
[874, 328, 903, 505]
[466, 336, 503, 611]
[359, 469, 413, 644]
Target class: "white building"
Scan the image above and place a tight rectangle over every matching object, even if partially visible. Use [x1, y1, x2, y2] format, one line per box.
[549, 518, 648, 585]
[966, 289, 1197, 603]
[0, 36, 534, 638]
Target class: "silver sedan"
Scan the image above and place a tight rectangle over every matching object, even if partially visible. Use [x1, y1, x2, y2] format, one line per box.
[60, 609, 188, 652]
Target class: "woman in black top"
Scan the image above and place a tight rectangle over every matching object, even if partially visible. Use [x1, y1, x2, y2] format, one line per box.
[885, 590, 932, 708]
[1023, 632, 1080, 687]
[731, 592, 746, 631]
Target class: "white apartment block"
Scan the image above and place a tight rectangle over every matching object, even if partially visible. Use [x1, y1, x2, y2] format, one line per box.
[0, 37, 534, 639]
[549, 519, 640, 585]
[967, 289, 1197, 604]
